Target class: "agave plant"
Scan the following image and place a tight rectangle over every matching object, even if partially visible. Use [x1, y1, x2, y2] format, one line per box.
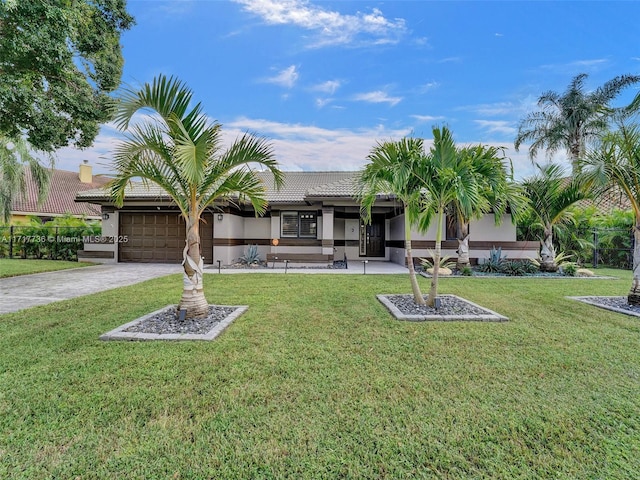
[239, 244, 261, 265]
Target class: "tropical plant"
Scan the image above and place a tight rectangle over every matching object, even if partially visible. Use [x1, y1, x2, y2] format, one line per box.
[477, 246, 507, 273]
[514, 73, 640, 174]
[419, 126, 486, 306]
[239, 244, 261, 265]
[521, 163, 590, 271]
[110, 75, 283, 318]
[448, 144, 527, 269]
[420, 250, 455, 271]
[580, 120, 640, 304]
[358, 137, 430, 304]
[0, 135, 52, 223]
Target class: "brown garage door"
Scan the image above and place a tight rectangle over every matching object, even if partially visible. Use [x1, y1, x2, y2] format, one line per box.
[119, 212, 213, 264]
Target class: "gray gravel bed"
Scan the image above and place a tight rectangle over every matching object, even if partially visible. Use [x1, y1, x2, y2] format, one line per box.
[385, 294, 489, 316]
[570, 296, 640, 318]
[378, 294, 508, 321]
[124, 305, 236, 334]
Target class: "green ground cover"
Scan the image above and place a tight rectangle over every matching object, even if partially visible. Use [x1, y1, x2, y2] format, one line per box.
[0, 258, 93, 278]
[0, 270, 638, 479]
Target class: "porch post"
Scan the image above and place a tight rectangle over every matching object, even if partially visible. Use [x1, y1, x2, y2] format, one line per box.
[322, 207, 334, 257]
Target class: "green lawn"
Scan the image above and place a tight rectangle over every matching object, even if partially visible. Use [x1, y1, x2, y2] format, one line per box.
[1, 270, 638, 479]
[0, 258, 93, 278]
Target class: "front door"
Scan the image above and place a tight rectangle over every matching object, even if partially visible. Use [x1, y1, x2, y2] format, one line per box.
[359, 215, 385, 257]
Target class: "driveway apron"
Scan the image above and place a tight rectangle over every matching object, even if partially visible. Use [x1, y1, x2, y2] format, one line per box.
[0, 264, 182, 314]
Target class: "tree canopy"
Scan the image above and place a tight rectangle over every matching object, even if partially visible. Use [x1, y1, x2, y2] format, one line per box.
[514, 73, 640, 174]
[0, 0, 134, 151]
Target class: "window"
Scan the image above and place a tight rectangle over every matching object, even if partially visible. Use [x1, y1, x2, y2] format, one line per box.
[281, 211, 317, 238]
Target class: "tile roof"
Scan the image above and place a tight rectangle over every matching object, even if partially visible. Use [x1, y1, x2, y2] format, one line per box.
[76, 171, 362, 205]
[12, 167, 111, 218]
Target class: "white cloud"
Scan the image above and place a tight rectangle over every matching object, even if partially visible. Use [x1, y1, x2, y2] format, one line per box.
[411, 114, 445, 123]
[50, 115, 566, 182]
[474, 120, 517, 136]
[311, 80, 341, 94]
[538, 58, 609, 74]
[264, 65, 299, 88]
[222, 116, 410, 170]
[352, 91, 402, 106]
[233, 0, 407, 47]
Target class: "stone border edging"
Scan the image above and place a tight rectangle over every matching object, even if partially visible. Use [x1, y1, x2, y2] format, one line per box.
[567, 296, 640, 318]
[377, 294, 508, 322]
[99, 304, 248, 341]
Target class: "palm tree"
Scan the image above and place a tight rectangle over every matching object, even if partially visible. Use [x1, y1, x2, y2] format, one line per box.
[110, 75, 283, 318]
[580, 121, 640, 305]
[0, 135, 51, 223]
[358, 137, 429, 305]
[449, 144, 527, 269]
[520, 163, 589, 271]
[515, 73, 640, 175]
[419, 126, 483, 306]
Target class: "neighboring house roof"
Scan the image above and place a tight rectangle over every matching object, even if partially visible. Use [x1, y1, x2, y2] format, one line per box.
[76, 171, 362, 205]
[13, 167, 111, 218]
[576, 184, 632, 213]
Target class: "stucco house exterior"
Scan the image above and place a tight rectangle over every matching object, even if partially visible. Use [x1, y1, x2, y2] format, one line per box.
[75, 171, 538, 265]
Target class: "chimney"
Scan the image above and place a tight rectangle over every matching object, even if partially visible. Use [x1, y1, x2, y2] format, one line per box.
[79, 160, 92, 184]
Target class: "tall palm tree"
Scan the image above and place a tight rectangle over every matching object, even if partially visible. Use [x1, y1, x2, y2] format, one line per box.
[449, 144, 527, 269]
[581, 121, 640, 305]
[521, 163, 589, 271]
[0, 135, 51, 223]
[515, 73, 640, 174]
[358, 137, 429, 305]
[111, 75, 283, 318]
[419, 126, 483, 306]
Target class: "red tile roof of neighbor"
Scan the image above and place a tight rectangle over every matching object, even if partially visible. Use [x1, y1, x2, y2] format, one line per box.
[12, 167, 111, 218]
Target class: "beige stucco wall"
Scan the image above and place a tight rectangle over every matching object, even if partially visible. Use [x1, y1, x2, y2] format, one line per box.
[469, 214, 516, 241]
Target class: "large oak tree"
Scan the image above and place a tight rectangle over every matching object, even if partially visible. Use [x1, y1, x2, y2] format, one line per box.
[0, 0, 134, 152]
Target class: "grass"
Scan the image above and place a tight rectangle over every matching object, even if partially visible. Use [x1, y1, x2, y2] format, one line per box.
[1, 269, 638, 479]
[0, 258, 93, 278]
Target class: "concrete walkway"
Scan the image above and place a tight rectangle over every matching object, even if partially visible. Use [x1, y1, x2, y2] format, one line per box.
[0, 261, 408, 314]
[206, 260, 409, 275]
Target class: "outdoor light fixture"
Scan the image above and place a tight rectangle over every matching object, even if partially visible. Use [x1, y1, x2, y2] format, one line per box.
[102, 213, 110, 220]
[217, 213, 223, 221]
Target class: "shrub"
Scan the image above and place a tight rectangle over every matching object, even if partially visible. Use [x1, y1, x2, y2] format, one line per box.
[561, 262, 578, 277]
[499, 260, 539, 276]
[461, 266, 473, 276]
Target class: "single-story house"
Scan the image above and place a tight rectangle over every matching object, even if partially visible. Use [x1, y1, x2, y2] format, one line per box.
[75, 171, 538, 265]
[10, 161, 110, 224]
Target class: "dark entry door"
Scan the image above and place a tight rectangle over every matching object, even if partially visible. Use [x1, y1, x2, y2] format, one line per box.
[359, 215, 385, 257]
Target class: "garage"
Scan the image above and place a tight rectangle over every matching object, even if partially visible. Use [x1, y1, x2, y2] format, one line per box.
[118, 212, 213, 263]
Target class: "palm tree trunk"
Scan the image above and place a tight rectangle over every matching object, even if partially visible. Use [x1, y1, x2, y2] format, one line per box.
[540, 226, 557, 272]
[628, 224, 640, 305]
[456, 221, 470, 270]
[179, 214, 209, 318]
[427, 210, 444, 307]
[405, 214, 425, 305]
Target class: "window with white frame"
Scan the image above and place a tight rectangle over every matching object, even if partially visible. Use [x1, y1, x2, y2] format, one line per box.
[281, 211, 317, 238]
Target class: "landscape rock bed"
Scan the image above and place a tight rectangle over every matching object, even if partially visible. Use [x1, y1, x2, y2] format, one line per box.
[377, 294, 508, 322]
[100, 304, 248, 341]
[124, 305, 236, 335]
[569, 296, 640, 318]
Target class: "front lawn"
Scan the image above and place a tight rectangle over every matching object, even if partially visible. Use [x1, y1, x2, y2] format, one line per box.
[0, 258, 93, 278]
[1, 271, 638, 479]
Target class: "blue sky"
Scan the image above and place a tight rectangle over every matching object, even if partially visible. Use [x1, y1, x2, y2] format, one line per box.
[59, 0, 640, 179]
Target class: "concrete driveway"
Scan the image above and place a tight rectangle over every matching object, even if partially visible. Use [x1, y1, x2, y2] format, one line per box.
[0, 261, 409, 314]
[0, 264, 182, 314]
